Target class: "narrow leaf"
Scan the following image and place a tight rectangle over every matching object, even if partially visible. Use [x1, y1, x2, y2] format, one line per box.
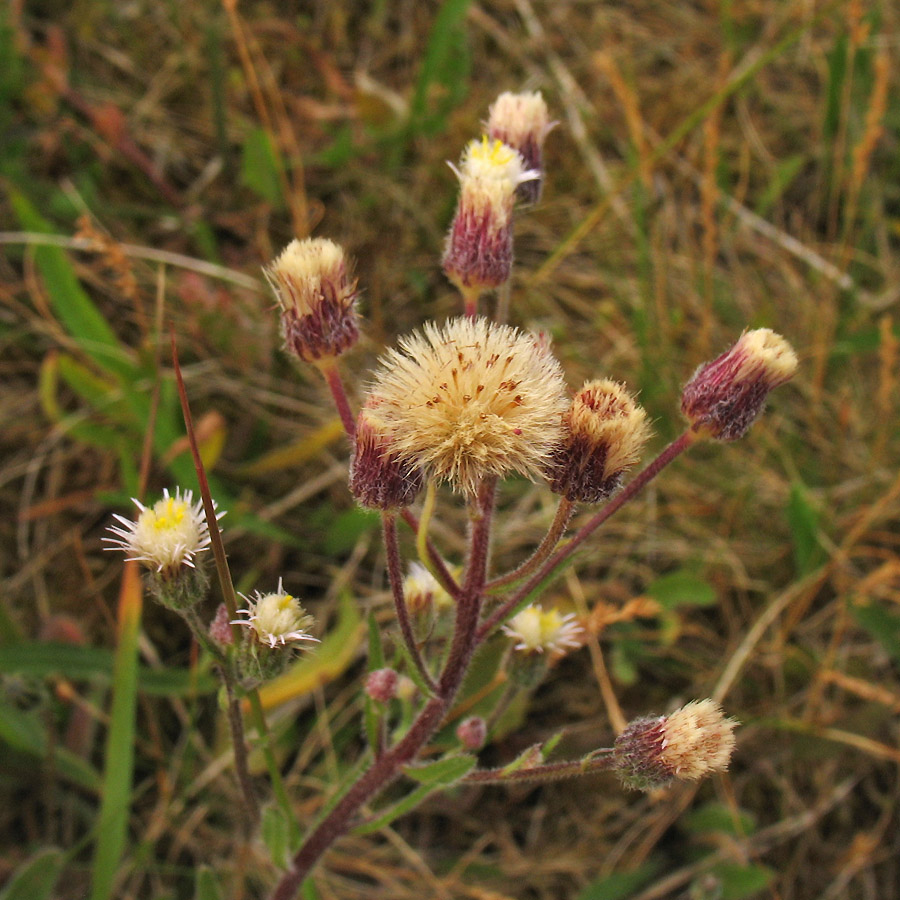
[0, 847, 65, 900]
[402, 753, 476, 785]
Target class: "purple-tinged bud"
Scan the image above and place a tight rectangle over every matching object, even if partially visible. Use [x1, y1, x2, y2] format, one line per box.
[546, 379, 652, 503]
[442, 137, 537, 293]
[487, 91, 554, 204]
[349, 397, 423, 510]
[614, 700, 738, 791]
[681, 329, 798, 441]
[365, 668, 399, 703]
[456, 716, 487, 750]
[208, 603, 234, 646]
[265, 238, 359, 363]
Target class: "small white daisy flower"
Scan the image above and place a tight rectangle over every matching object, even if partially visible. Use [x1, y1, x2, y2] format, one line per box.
[104, 488, 217, 575]
[503, 604, 583, 656]
[232, 579, 318, 649]
[403, 562, 453, 614]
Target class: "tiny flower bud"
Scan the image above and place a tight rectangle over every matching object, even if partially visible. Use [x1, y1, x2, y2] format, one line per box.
[365, 668, 399, 703]
[403, 562, 453, 615]
[456, 716, 487, 750]
[487, 91, 554, 204]
[681, 329, 798, 441]
[265, 237, 359, 363]
[208, 603, 234, 646]
[442, 137, 537, 293]
[349, 398, 423, 509]
[614, 700, 738, 791]
[395, 674, 417, 703]
[547, 379, 652, 503]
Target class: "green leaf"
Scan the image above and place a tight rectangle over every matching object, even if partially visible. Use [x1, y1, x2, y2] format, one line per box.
[7, 190, 134, 380]
[367, 611, 386, 671]
[682, 802, 756, 837]
[709, 862, 773, 900]
[647, 569, 717, 609]
[403, 753, 476, 785]
[240, 127, 283, 205]
[193, 866, 224, 900]
[0, 644, 217, 696]
[261, 805, 291, 868]
[787, 481, 825, 576]
[575, 858, 663, 900]
[409, 0, 472, 136]
[852, 601, 900, 663]
[0, 847, 65, 900]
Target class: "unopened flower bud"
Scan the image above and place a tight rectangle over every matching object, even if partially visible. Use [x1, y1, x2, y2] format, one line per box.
[395, 674, 417, 703]
[265, 238, 359, 363]
[349, 398, 423, 509]
[442, 137, 537, 293]
[456, 716, 487, 750]
[614, 699, 738, 791]
[487, 91, 554, 204]
[365, 668, 399, 703]
[681, 329, 798, 441]
[547, 380, 652, 503]
[208, 603, 234, 646]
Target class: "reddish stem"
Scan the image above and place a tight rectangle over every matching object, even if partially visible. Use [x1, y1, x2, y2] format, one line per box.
[478, 431, 695, 641]
[319, 360, 357, 439]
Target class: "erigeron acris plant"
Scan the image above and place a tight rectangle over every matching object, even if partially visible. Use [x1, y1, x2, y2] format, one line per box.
[107, 90, 796, 899]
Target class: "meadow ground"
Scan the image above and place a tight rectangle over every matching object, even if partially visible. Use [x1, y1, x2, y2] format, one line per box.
[1, 1, 899, 898]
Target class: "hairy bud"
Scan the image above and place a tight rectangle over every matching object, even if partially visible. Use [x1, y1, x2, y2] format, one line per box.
[265, 238, 359, 363]
[547, 379, 652, 503]
[614, 700, 738, 791]
[456, 716, 488, 750]
[681, 329, 798, 441]
[365, 668, 399, 703]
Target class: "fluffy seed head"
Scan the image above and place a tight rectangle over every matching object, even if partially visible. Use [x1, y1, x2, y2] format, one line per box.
[349, 397, 424, 509]
[614, 700, 738, 790]
[365, 317, 568, 494]
[265, 237, 359, 362]
[104, 488, 215, 576]
[442, 137, 537, 291]
[232, 579, 318, 649]
[503, 604, 583, 656]
[681, 329, 798, 441]
[547, 379, 652, 502]
[487, 91, 553, 204]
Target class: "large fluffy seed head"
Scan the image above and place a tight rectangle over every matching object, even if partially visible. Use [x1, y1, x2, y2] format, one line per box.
[232, 579, 318, 649]
[442, 137, 537, 291]
[104, 488, 214, 576]
[614, 700, 738, 790]
[547, 379, 652, 503]
[365, 317, 569, 494]
[503, 604, 583, 656]
[681, 329, 798, 441]
[487, 91, 553, 204]
[265, 237, 359, 362]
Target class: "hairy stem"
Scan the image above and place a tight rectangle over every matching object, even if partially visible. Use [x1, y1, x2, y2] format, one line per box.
[487, 497, 574, 591]
[269, 479, 496, 900]
[477, 431, 695, 641]
[463, 751, 616, 785]
[318, 359, 357, 439]
[222, 670, 259, 831]
[382, 512, 438, 694]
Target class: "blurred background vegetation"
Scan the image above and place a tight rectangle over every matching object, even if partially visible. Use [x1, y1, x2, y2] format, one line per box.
[1, 0, 899, 898]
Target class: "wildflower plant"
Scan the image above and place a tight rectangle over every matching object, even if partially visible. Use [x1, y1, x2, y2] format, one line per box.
[104, 90, 798, 898]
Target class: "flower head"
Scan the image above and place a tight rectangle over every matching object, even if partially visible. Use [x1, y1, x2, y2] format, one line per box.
[614, 699, 738, 790]
[503, 604, 583, 656]
[232, 579, 318, 649]
[442, 137, 537, 292]
[265, 237, 359, 363]
[104, 488, 215, 576]
[487, 91, 554, 204]
[403, 562, 453, 615]
[547, 379, 652, 503]
[364, 317, 568, 494]
[681, 329, 798, 441]
[349, 395, 424, 509]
